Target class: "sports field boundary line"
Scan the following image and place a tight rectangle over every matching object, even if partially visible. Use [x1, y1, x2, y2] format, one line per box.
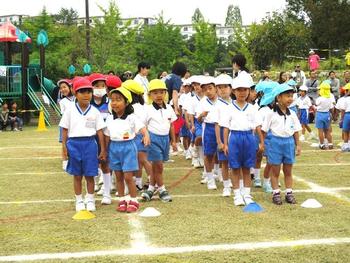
[0, 237, 349, 262]
[2, 187, 350, 205]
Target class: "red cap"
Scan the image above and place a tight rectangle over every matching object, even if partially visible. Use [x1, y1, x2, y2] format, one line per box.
[106, 75, 122, 89]
[88, 73, 106, 85]
[73, 77, 93, 92]
[57, 79, 72, 87]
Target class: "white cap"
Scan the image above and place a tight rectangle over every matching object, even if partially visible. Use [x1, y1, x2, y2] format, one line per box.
[299, 85, 308, 91]
[188, 75, 201, 85]
[199, 75, 216, 86]
[182, 78, 192, 86]
[232, 72, 254, 89]
[291, 72, 297, 78]
[309, 50, 315, 54]
[215, 74, 233, 86]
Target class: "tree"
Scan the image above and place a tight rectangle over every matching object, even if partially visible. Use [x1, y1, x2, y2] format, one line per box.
[192, 20, 218, 73]
[225, 4, 242, 27]
[53, 8, 78, 25]
[286, 0, 350, 50]
[138, 15, 185, 75]
[192, 8, 204, 24]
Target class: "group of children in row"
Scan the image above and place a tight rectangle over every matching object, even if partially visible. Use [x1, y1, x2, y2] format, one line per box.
[0, 101, 23, 132]
[58, 61, 350, 213]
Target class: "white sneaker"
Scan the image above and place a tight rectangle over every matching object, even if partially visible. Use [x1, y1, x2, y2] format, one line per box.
[207, 179, 217, 190]
[101, 195, 112, 205]
[214, 173, 223, 182]
[62, 160, 68, 171]
[234, 195, 245, 206]
[193, 158, 201, 168]
[177, 143, 184, 153]
[222, 187, 231, 197]
[198, 158, 204, 168]
[185, 150, 192, 160]
[97, 186, 104, 196]
[98, 173, 104, 185]
[243, 194, 254, 205]
[94, 183, 100, 192]
[300, 135, 305, 142]
[75, 200, 85, 211]
[86, 200, 96, 211]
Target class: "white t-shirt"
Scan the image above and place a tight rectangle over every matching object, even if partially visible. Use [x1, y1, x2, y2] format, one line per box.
[296, 95, 312, 109]
[186, 94, 202, 116]
[197, 97, 219, 124]
[213, 98, 232, 124]
[262, 110, 302, 138]
[132, 103, 147, 125]
[59, 96, 75, 115]
[145, 103, 177, 135]
[134, 74, 149, 103]
[104, 113, 144, 141]
[219, 101, 261, 131]
[338, 96, 350, 112]
[289, 93, 298, 108]
[258, 106, 273, 124]
[59, 103, 106, 137]
[315, 97, 334, 112]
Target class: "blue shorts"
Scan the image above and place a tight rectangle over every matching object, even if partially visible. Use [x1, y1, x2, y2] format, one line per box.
[255, 133, 260, 151]
[109, 140, 139, 172]
[66, 137, 98, 176]
[267, 135, 295, 165]
[148, 132, 170, 162]
[343, 112, 350, 132]
[289, 106, 298, 113]
[315, 111, 331, 129]
[264, 132, 272, 157]
[299, 109, 309, 125]
[217, 127, 227, 162]
[228, 130, 256, 169]
[134, 133, 148, 152]
[202, 123, 217, 156]
[58, 127, 63, 143]
[194, 118, 202, 138]
[180, 124, 191, 138]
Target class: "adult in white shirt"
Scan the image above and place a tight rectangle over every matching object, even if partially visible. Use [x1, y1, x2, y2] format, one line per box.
[134, 62, 150, 103]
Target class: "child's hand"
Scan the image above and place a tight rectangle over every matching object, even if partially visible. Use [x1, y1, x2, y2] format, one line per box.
[191, 126, 195, 133]
[171, 142, 177, 152]
[99, 151, 107, 162]
[258, 143, 264, 153]
[142, 134, 151, 147]
[217, 143, 224, 152]
[223, 144, 228, 155]
[296, 145, 301, 156]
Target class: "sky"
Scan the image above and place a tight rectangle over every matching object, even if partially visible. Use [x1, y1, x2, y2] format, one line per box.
[0, 0, 286, 25]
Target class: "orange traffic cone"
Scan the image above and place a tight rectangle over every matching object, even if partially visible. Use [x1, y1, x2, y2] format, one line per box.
[37, 108, 48, 132]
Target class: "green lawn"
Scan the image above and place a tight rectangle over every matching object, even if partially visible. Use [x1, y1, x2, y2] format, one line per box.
[0, 125, 349, 262]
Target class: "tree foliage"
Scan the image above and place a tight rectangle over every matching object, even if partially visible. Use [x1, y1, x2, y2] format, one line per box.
[225, 4, 242, 27]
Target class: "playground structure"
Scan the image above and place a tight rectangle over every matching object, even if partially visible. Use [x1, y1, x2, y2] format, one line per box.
[0, 21, 60, 126]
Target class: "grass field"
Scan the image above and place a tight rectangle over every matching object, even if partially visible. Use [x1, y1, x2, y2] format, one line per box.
[0, 125, 350, 262]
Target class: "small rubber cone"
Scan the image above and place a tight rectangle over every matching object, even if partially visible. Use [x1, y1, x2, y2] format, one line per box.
[37, 108, 48, 132]
[301, 199, 322, 208]
[72, 210, 96, 220]
[243, 202, 264, 213]
[139, 207, 161, 217]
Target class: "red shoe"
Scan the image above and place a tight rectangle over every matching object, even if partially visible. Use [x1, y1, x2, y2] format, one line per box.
[127, 200, 139, 213]
[116, 200, 127, 212]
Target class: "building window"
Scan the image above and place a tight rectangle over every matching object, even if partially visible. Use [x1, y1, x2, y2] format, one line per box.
[219, 29, 224, 34]
[134, 19, 139, 24]
[228, 29, 232, 34]
[183, 26, 188, 32]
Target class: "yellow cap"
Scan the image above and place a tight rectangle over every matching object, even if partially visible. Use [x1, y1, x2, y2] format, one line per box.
[344, 83, 350, 90]
[148, 79, 167, 93]
[110, 87, 133, 104]
[122, 80, 144, 95]
[319, 81, 331, 98]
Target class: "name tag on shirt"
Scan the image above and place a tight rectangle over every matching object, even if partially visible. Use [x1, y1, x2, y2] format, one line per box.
[85, 117, 96, 128]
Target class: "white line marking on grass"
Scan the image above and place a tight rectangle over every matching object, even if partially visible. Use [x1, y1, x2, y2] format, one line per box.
[0, 157, 61, 160]
[1, 237, 349, 262]
[2, 187, 350, 205]
[0, 172, 66, 176]
[0, 146, 60, 150]
[294, 176, 350, 203]
[127, 214, 149, 249]
[294, 163, 350, 167]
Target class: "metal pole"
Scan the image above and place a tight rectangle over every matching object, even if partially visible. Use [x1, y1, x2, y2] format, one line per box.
[85, 0, 91, 62]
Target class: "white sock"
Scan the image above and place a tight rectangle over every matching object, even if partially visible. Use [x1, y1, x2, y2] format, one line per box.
[250, 167, 254, 174]
[148, 185, 155, 192]
[102, 173, 111, 196]
[254, 169, 260, 179]
[130, 197, 138, 203]
[273, 189, 280, 194]
[239, 179, 244, 189]
[198, 146, 204, 160]
[244, 187, 251, 196]
[214, 163, 219, 171]
[233, 189, 241, 196]
[75, 194, 83, 202]
[86, 193, 95, 201]
[263, 178, 270, 184]
[286, 188, 293, 194]
[223, 179, 231, 188]
[135, 177, 142, 187]
[207, 172, 214, 181]
[158, 185, 166, 192]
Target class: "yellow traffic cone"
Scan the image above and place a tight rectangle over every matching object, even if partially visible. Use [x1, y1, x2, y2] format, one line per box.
[72, 210, 96, 220]
[37, 107, 48, 132]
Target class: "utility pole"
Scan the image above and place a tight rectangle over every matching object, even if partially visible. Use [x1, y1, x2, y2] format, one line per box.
[85, 0, 91, 63]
